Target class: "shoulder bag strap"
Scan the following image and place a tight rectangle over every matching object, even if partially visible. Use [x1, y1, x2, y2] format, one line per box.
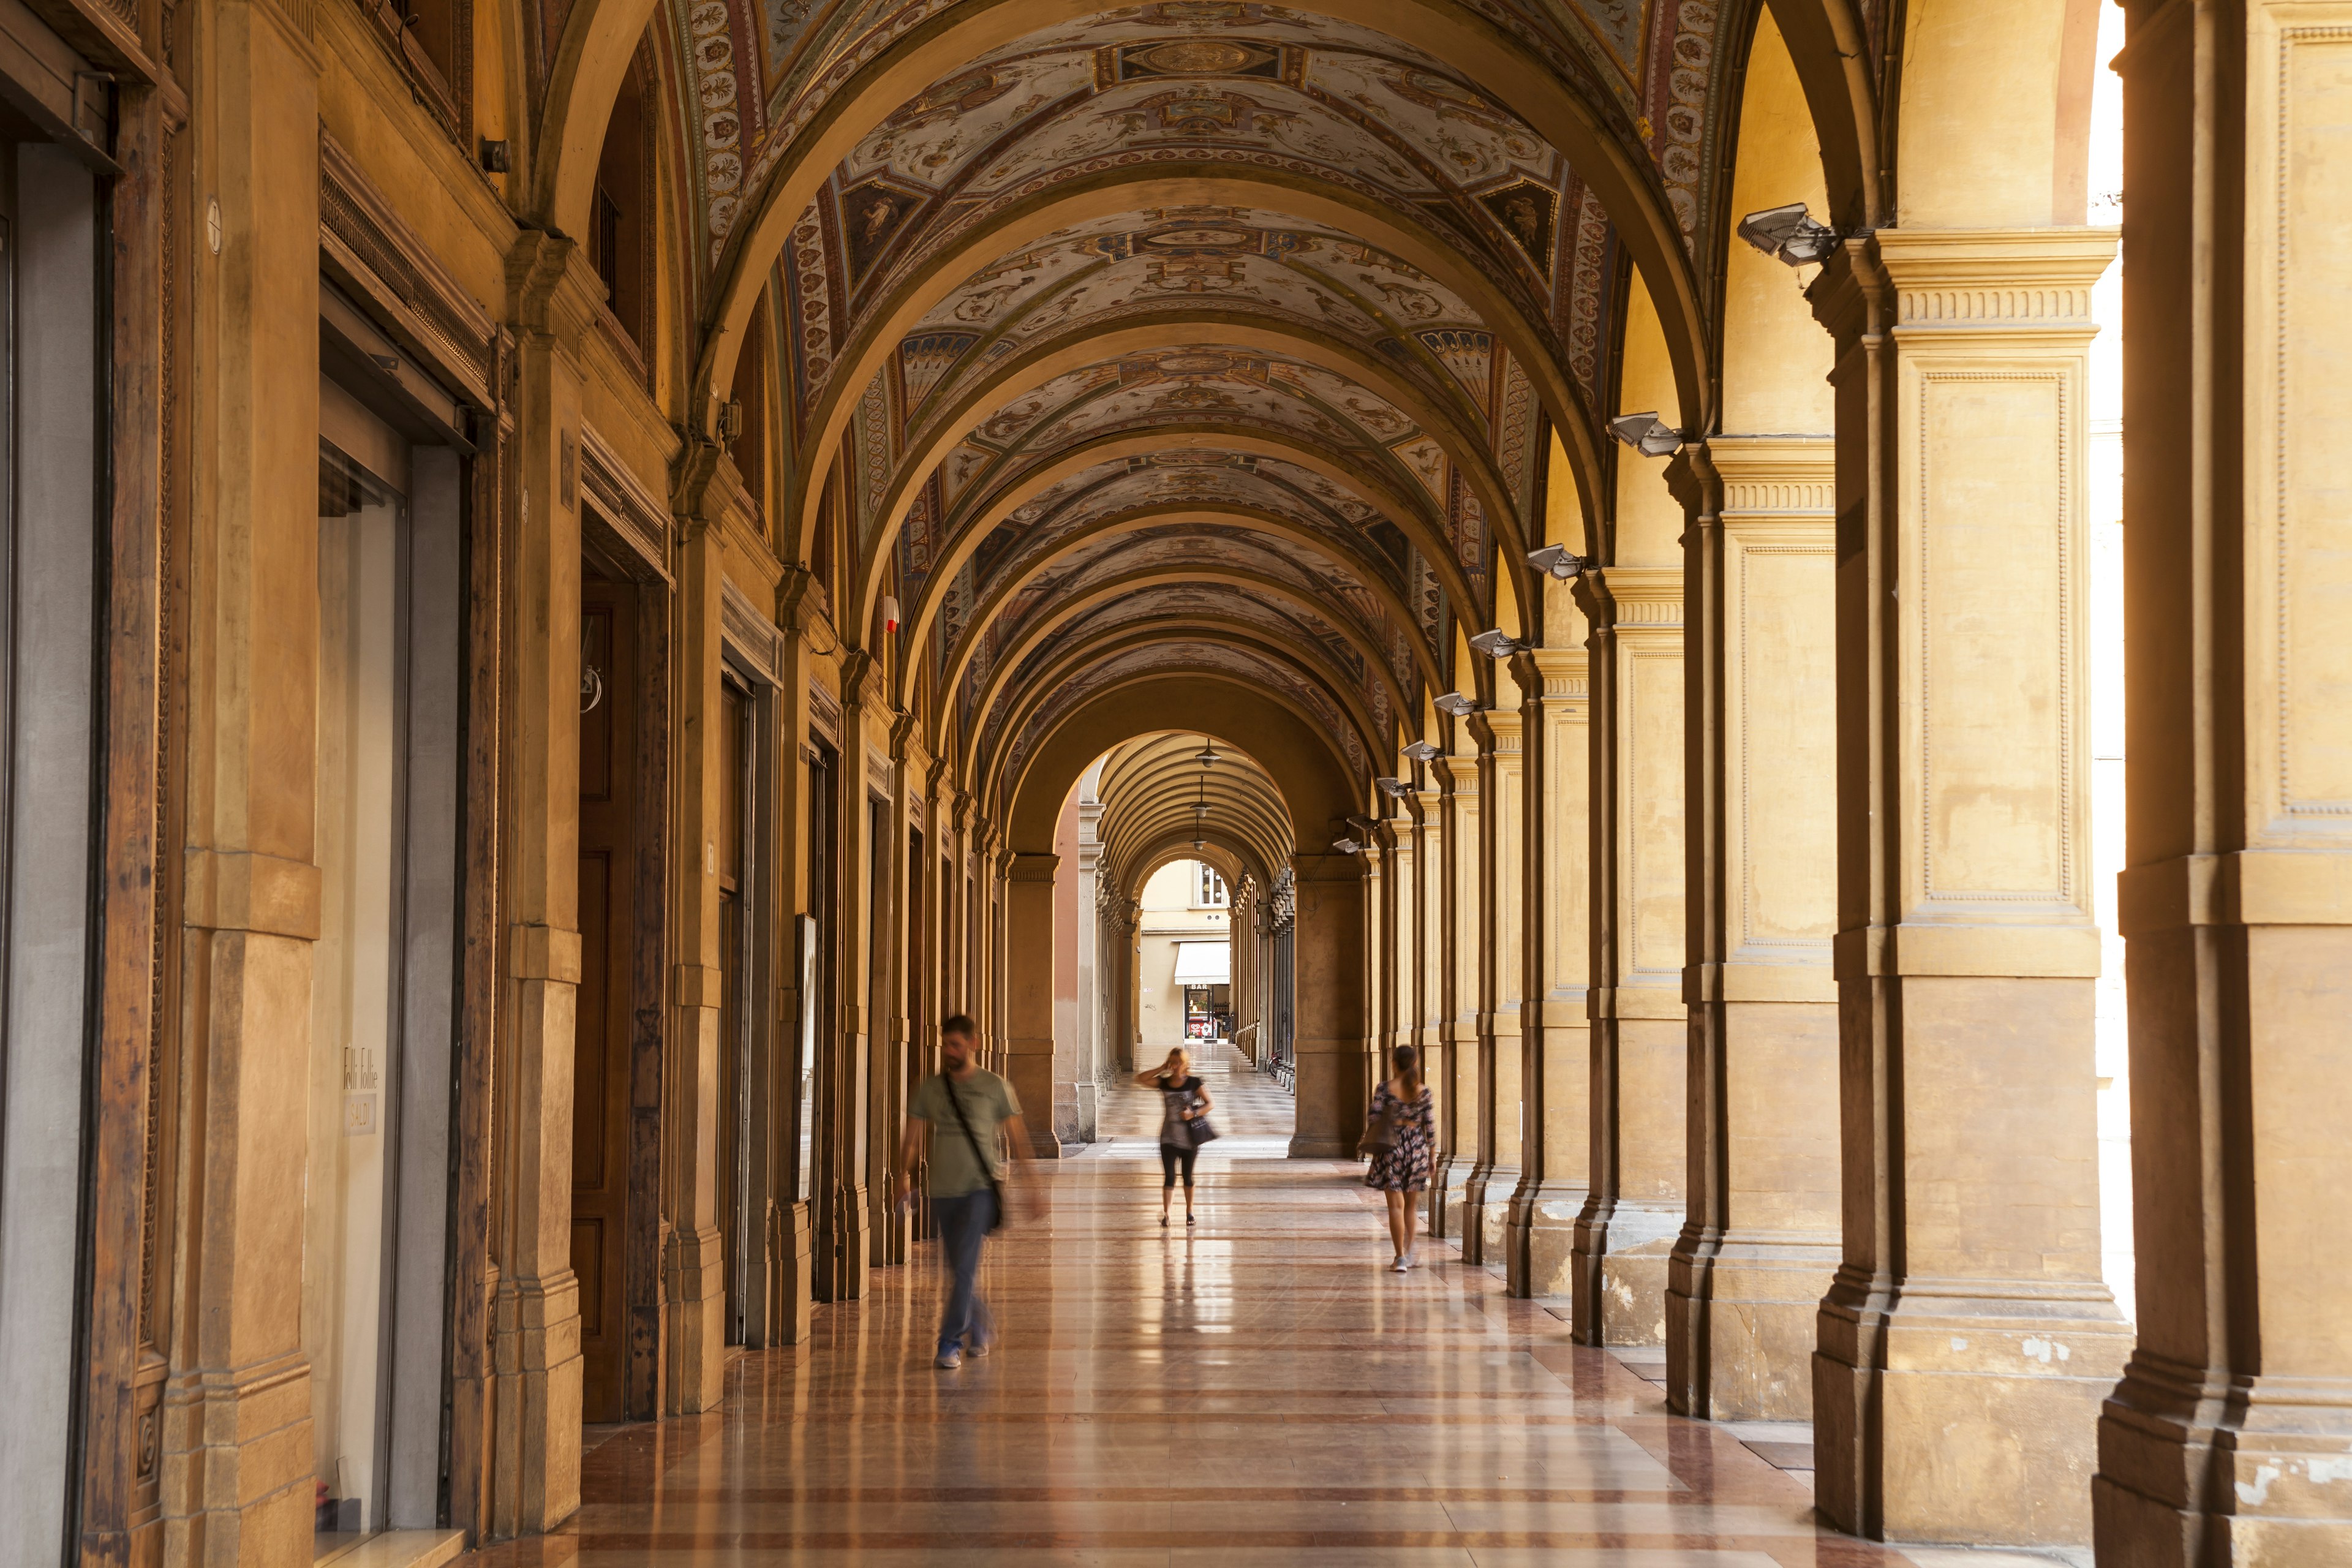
[940, 1074, 1006, 1220]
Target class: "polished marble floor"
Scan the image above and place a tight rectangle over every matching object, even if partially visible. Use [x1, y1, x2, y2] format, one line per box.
[466, 1055, 1954, 1567]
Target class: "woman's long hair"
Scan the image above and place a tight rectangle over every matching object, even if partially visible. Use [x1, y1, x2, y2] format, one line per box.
[1392, 1044, 1423, 1099]
[1164, 1047, 1191, 1080]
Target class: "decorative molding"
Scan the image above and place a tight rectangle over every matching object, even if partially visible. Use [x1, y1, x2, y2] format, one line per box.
[1008, 854, 1060, 883]
[1708, 435, 1836, 516]
[865, 745, 894, 802]
[718, 576, 783, 685]
[1592, 565, 1684, 628]
[579, 421, 672, 582]
[1875, 227, 2117, 331]
[318, 129, 495, 409]
[808, 679, 841, 744]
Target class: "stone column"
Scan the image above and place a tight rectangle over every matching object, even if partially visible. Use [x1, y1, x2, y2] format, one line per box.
[1074, 798, 1101, 1138]
[1003, 853, 1062, 1156]
[1433, 744, 1480, 1238]
[1807, 230, 2128, 1547]
[1387, 807, 1419, 1083]
[1664, 437, 1840, 1420]
[160, 8, 332, 1552]
[1368, 820, 1396, 1115]
[1506, 643, 1591, 1298]
[1287, 856, 1366, 1158]
[1411, 775, 1443, 1232]
[1572, 566, 1687, 1345]
[1464, 707, 1523, 1261]
[2097, 11, 2352, 1559]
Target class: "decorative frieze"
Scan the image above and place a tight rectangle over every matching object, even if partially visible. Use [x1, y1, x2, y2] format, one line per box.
[579, 422, 671, 582]
[318, 130, 495, 409]
[718, 576, 782, 685]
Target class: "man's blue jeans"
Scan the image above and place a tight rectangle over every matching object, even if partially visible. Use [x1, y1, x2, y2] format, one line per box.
[930, 1189, 997, 1354]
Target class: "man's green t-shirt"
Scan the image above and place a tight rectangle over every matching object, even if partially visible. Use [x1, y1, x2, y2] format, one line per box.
[908, 1069, 1021, 1198]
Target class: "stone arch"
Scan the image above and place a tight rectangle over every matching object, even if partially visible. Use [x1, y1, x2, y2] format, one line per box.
[766, 165, 1609, 563]
[685, 0, 1711, 442]
[954, 568, 1419, 755]
[923, 508, 1444, 725]
[895, 427, 1493, 703]
[974, 625, 1390, 818]
[532, 0, 666, 233]
[845, 314, 1536, 649]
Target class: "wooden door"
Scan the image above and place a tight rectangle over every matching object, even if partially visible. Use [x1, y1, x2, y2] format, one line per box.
[573, 575, 636, 1422]
[717, 676, 747, 1343]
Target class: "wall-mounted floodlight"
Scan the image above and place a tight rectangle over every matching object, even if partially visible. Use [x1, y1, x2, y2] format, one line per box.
[1527, 544, 1590, 580]
[1608, 412, 1684, 458]
[1332, 837, 1362, 856]
[1401, 741, 1441, 762]
[1469, 628, 1520, 659]
[1374, 777, 1410, 799]
[1736, 202, 1839, 267]
[1433, 692, 1479, 717]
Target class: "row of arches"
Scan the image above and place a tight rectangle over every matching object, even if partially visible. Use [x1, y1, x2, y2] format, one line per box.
[37, 0, 2339, 1559]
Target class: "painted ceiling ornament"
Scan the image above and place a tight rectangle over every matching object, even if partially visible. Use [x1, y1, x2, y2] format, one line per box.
[1474, 178, 1558, 268]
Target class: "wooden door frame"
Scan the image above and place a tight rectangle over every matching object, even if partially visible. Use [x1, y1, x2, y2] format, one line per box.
[715, 581, 780, 1346]
[581, 503, 671, 1422]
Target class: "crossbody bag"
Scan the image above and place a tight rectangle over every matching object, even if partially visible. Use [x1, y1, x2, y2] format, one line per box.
[940, 1073, 1006, 1232]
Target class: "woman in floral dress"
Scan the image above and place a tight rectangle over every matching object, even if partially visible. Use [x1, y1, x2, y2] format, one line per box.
[1362, 1044, 1435, 1271]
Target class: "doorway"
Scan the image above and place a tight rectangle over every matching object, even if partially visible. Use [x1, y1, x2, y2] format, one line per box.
[572, 561, 668, 1422]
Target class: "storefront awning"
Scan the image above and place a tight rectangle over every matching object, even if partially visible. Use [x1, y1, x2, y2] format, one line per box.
[1170, 941, 1230, 986]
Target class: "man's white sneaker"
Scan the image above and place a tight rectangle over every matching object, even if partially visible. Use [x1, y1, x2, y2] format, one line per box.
[935, 1346, 963, 1369]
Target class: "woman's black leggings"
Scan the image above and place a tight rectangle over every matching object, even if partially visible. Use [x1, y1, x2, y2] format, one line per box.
[1160, 1143, 1197, 1189]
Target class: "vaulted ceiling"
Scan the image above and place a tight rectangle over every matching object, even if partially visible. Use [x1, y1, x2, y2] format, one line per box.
[639, 0, 1754, 829]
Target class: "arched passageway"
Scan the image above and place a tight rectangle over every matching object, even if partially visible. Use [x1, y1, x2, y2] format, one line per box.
[39, 0, 2352, 1558]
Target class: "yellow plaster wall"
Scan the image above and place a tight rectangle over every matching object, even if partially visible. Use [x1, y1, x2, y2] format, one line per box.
[1611, 280, 1682, 565]
[1720, 10, 1833, 436]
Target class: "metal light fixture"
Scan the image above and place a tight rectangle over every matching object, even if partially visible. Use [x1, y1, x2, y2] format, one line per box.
[1526, 544, 1590, 580]
[1401, 741, 1440, 763]
[1433, 692, 1479, 717]
[1469, 628, 1519, 659]
[1374, 777, 1410, 799]
[1194, 736, 1221, 769]
[1608, 412, 1684, 458]
[1332, 837, 1362, 856]
[1736, 202, 1839, 267]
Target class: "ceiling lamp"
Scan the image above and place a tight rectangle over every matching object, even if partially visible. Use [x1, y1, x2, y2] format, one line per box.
[1194, 736, 1221, 769]
[1527, 544, 1590, 580]
[1736, 202, 1840, 267]
[1608, 412, 1684, 458]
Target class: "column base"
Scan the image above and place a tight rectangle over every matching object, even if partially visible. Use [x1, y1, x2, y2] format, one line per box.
[762, 1200, 815, 1346]
[1664, 1225, 1839, 1419]
[1461, 1164, 1518, 1266]
[1503, 1180, 1586, 1298]
[158, 1351, 314, 1566]
[663, 1224, 728, 1415]
[1570, 1197, 1680, 1346]
[823, 1182, 872, 1302]
[2095, 1351, 2352, 1565]
[489, 1268, 584, 1534]
[1813, 1270, 2131, 1546]
[1455, 1161, 1495, 1263]
[1428, 1155, 1460, 1238]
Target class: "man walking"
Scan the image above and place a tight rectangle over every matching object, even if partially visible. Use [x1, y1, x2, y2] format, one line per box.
[895, 1014, 1031, 1369]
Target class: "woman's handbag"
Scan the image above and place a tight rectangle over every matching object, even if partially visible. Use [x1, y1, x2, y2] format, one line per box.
[1357, 1099, 1398, 1159]
[1183, 1095, 1221, 1147]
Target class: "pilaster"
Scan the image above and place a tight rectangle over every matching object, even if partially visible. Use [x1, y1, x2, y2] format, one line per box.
[486, 227, 605, 1531]
[2097, 10, 2352, 1559]
[1003, 853, 1063, 1157]
[1572, 565, 1687, 1346]
[1506, 643, 1591, 1299]
[160, 2, 326, 1555]
[1286, 853, 1366, 1158]
[1665, 436, 1841, 1420]
[1462, 707, 1521, 1262]
[1809, 228, 2128, 1547]
[1433, 742, 1479, 1240]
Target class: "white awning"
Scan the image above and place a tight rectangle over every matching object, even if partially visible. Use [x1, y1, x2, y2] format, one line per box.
[1170, 940, 1230, 986]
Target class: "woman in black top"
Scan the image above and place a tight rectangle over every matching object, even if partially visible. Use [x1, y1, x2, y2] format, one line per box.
[1134, 1047, 1213, 1226]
